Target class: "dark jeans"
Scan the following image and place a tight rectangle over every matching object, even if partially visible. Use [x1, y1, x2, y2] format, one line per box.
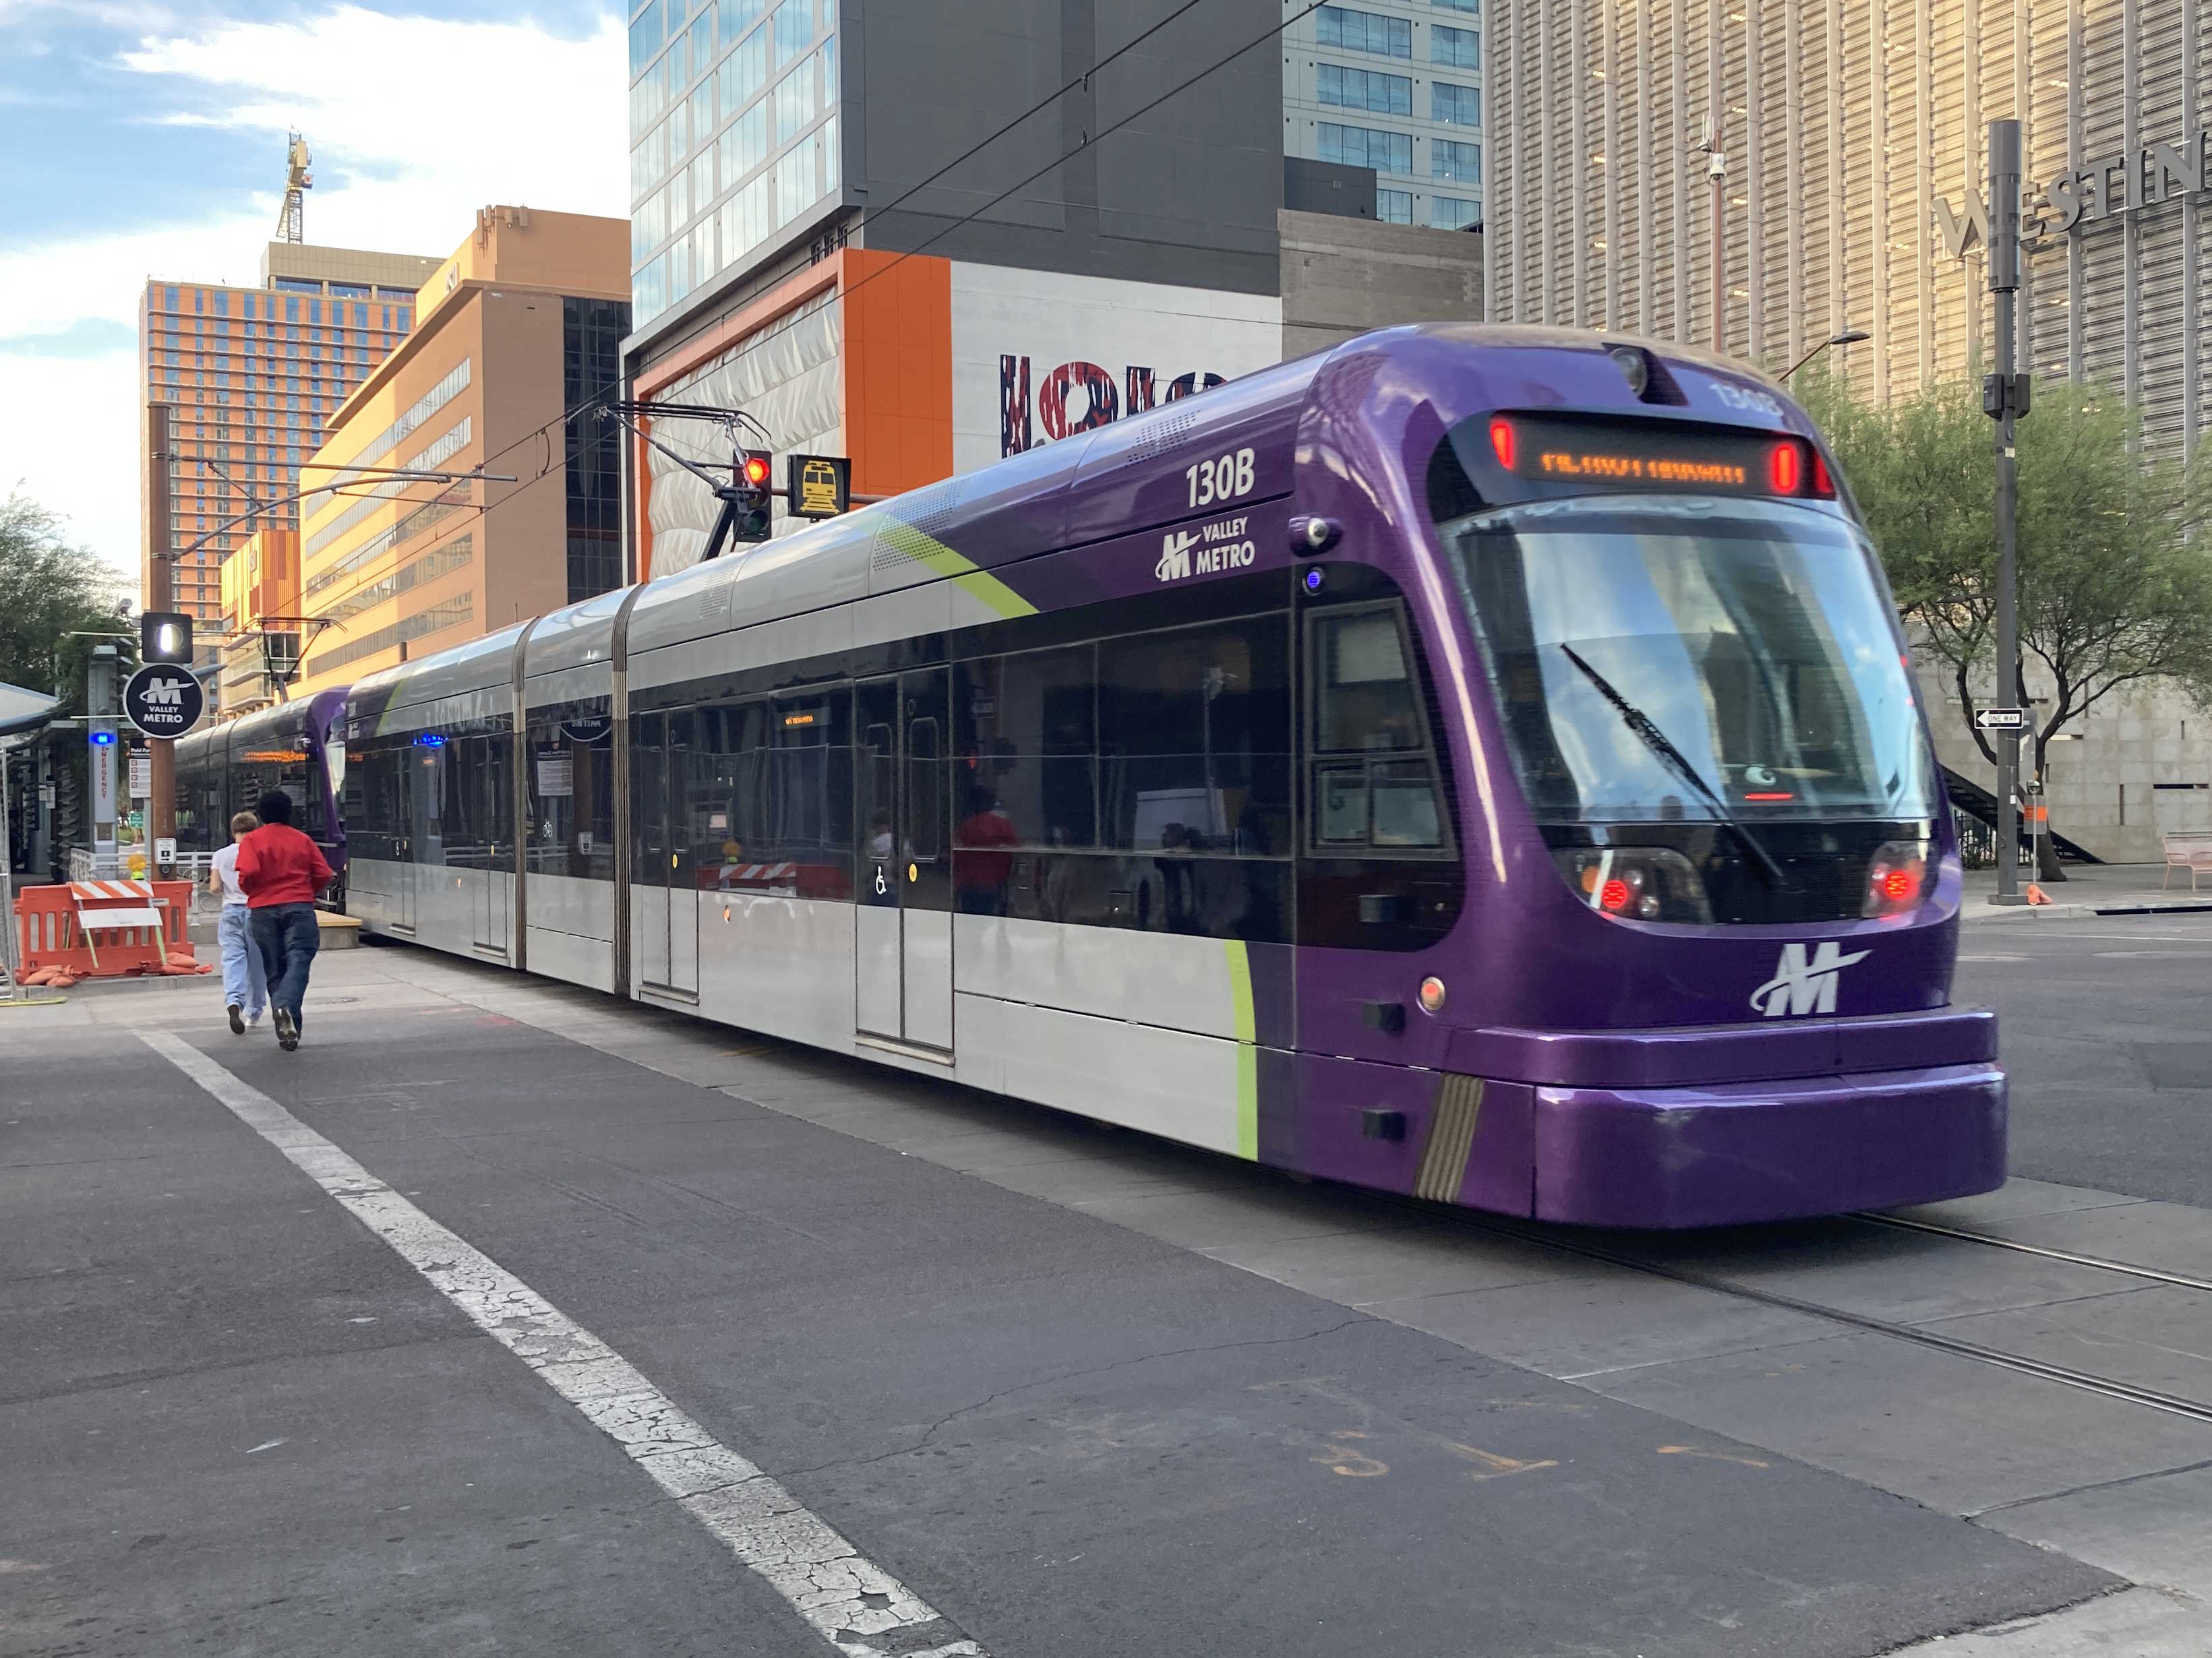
[250, 904, 321, 1028]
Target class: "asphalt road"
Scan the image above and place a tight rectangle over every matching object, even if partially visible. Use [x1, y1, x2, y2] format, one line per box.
[1956, 912, 2212, 1204]
[0, 956, 2122, 1658]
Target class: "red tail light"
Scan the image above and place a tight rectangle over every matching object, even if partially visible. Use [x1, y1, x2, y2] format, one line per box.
[1863, 840, 1930, 917]
[1768, 441, 1802, 495]
[1598, 876, 1632, 913]
[1811, 450, 1836, 497]
[1489, 417, 1517, 470]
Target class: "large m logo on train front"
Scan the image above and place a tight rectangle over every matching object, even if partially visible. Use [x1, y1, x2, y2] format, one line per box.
[1752, 942, 1871, 1017]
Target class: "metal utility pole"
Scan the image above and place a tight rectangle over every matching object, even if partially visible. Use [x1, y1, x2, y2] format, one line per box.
[147, 404, 178, 869]
[1985, 120, 2032, 905]
[1702, 117, 1727, 354]
[88, 646, 119, 875]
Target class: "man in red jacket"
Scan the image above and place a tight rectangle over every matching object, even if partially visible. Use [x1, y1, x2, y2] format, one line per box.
[235, 789, 334, 1051]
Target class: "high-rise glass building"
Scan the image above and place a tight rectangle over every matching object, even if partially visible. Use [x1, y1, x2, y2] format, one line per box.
[1282, 0, 1485, 233]
[138, 243, 440, 625]
[626, 0, 842, 333]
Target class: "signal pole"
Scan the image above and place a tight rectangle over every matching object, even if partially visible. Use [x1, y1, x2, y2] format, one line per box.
[1985, 120, 2029, 905]
[146, 404, 178, 871]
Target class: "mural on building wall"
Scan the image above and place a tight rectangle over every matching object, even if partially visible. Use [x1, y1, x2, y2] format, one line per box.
[953, 264, 1282, 474]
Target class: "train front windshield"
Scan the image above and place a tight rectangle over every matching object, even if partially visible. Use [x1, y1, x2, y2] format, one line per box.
[1433, 484, 1937, 924]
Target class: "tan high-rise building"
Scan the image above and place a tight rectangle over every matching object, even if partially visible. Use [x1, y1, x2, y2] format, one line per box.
[139, 242, 442, 630]
[289, 207, 630, 699]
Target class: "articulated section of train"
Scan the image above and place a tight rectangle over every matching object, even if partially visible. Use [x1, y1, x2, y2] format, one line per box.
[187, 324, 2006, 1229]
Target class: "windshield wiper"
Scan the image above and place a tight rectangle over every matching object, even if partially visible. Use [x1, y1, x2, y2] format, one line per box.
[1556, 644, 1789, 887]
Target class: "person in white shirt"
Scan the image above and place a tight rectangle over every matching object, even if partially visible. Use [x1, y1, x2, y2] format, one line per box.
[207, 811, 267, 1034]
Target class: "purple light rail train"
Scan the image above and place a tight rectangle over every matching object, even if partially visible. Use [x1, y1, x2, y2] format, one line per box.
[171, 687, 350, 895]
[334, 324, 2004, 1229]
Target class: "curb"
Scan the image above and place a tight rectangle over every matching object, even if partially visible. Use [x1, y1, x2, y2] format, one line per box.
[1963, 899, 2212, 927]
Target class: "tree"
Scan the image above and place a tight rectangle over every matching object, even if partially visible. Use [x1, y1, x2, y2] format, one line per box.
[0, 492, 131, 714]
[1797, 368, 2212, 873]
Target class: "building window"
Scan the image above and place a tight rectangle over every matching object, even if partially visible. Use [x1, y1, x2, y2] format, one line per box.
[630, 0, 662, 74]
[1377, 189, 1413, 223]
[1432, 23, 1478, 69]
[1430, 193, 1479, 231]
[165, 285, 179, 309]
[771, 0, 810, 63]
[687, 6, 715, 72]
[1317, 63, 1412, 116]
[1317, 121, 1412, 176]
[721, 0, 765, 38]
[689, 72, 715, 141]
[564, 297, 631, 601]
[722, 24, 769, 114]
[1432, 0, 1478, 12]
[774, 55, 817, 143]
[1316, 5, 1410, 58]
[1433, 137, 1481, 183]
[1432, 81, 1480, 126]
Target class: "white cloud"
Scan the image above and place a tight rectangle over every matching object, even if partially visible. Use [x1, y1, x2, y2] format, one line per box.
[3, 4, 626, 580]
[0, 345, 146, 587]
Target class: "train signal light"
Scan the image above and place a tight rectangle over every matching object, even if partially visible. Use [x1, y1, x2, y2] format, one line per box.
[787, 454, 851, 519]
[140, 609, 193, 665]
[734, 450, 774, 543]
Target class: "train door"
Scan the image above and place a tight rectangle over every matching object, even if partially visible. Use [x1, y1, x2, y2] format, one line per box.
[853, 670, 953, 1051]
[633, 711, 698, 995]
[472, 734, 509, 956]
[394, 751, 417, 931]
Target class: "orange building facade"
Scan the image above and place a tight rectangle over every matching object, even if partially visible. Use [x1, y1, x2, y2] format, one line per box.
[628, 248, 1284, 581]
[216, 525, 301, 715]
[289, 208, 630, 699]
[138, 243, 440, 630]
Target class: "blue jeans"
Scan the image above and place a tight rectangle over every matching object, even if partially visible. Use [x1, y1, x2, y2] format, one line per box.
[217, 904, 266, 1020]
[250, 904, 320, 1029]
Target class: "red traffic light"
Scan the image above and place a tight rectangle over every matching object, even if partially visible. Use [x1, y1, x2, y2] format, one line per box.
[740, 452, 773, 489]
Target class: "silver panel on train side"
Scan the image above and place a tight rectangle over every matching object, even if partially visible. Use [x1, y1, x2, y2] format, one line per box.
[954, 992, 1243, 1155]
[525, 871, 614, 991]
[951, 915, 1245, 1043]
[690, 890, 856, 1050]
[522, 661, 614, 708]
[625, 507, 878, 661]
[522, 586, 626, 679]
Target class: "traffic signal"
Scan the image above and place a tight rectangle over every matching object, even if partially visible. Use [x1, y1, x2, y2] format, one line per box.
[734, 450, 773, 543]
[140, 610, 193, 665]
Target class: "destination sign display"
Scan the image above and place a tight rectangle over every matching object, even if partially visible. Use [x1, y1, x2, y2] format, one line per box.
[1485, 416, 1834, 500]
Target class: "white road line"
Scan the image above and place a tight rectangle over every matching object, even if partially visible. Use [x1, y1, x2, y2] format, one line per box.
[138, 1030, 986, 1658]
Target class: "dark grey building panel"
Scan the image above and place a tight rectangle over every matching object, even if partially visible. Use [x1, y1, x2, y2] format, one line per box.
[1278, 208, 1482, 360]
[848, 0, 1282, 295]
[1285, 157, 1377, 219]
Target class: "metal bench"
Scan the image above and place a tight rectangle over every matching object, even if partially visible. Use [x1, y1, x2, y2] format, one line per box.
[2161, 831, 2212, 893]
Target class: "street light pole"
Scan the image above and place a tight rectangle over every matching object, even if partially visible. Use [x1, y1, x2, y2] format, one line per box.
[1986, 119, 2030, 906]
[1702, 118, 1727, 355]
[146, 404, 178, 871]
[1781, 328, 1872, 381]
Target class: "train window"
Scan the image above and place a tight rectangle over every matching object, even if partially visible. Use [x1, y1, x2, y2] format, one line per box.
[1303, 604, 1449, 858]
[528, 701, 614, 881]
[1097, 617, 1291, 857]
[958, 648, 1098, 852]
[905, 718, 943, 862]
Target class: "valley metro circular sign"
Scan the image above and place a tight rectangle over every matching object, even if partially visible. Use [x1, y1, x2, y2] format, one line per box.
[123, 661, 205, 739]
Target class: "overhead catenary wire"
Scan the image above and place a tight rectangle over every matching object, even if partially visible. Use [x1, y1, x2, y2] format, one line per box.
[293, 0, 1331, 619]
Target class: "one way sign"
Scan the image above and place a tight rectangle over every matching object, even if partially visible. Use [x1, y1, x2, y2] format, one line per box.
[1974, 707, 2029, 731]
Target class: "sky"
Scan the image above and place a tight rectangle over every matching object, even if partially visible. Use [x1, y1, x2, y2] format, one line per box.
[0, 0, 630, 588]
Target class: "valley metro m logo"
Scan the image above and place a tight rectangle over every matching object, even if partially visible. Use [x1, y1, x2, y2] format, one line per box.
[1751, 941, 1872, 1018]
[143, 676, 184, 706]
[1155, 528, 1199, 582]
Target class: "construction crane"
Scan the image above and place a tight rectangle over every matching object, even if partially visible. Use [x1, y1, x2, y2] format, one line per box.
[276, 134, 311, 243]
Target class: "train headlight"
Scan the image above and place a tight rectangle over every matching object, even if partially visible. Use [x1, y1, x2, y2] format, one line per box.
[1863, 840, 1930, 917]
[1552, 847, 1714, 924]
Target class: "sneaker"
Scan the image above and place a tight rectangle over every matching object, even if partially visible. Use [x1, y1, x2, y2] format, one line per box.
[248, 1010, 265, 1027]
[227, 1004, 245, 1035]
[274, 1008, 299, 1051]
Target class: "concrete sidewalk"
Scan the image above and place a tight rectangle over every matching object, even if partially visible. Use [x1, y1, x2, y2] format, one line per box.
[1959, 861, 2212, 926]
